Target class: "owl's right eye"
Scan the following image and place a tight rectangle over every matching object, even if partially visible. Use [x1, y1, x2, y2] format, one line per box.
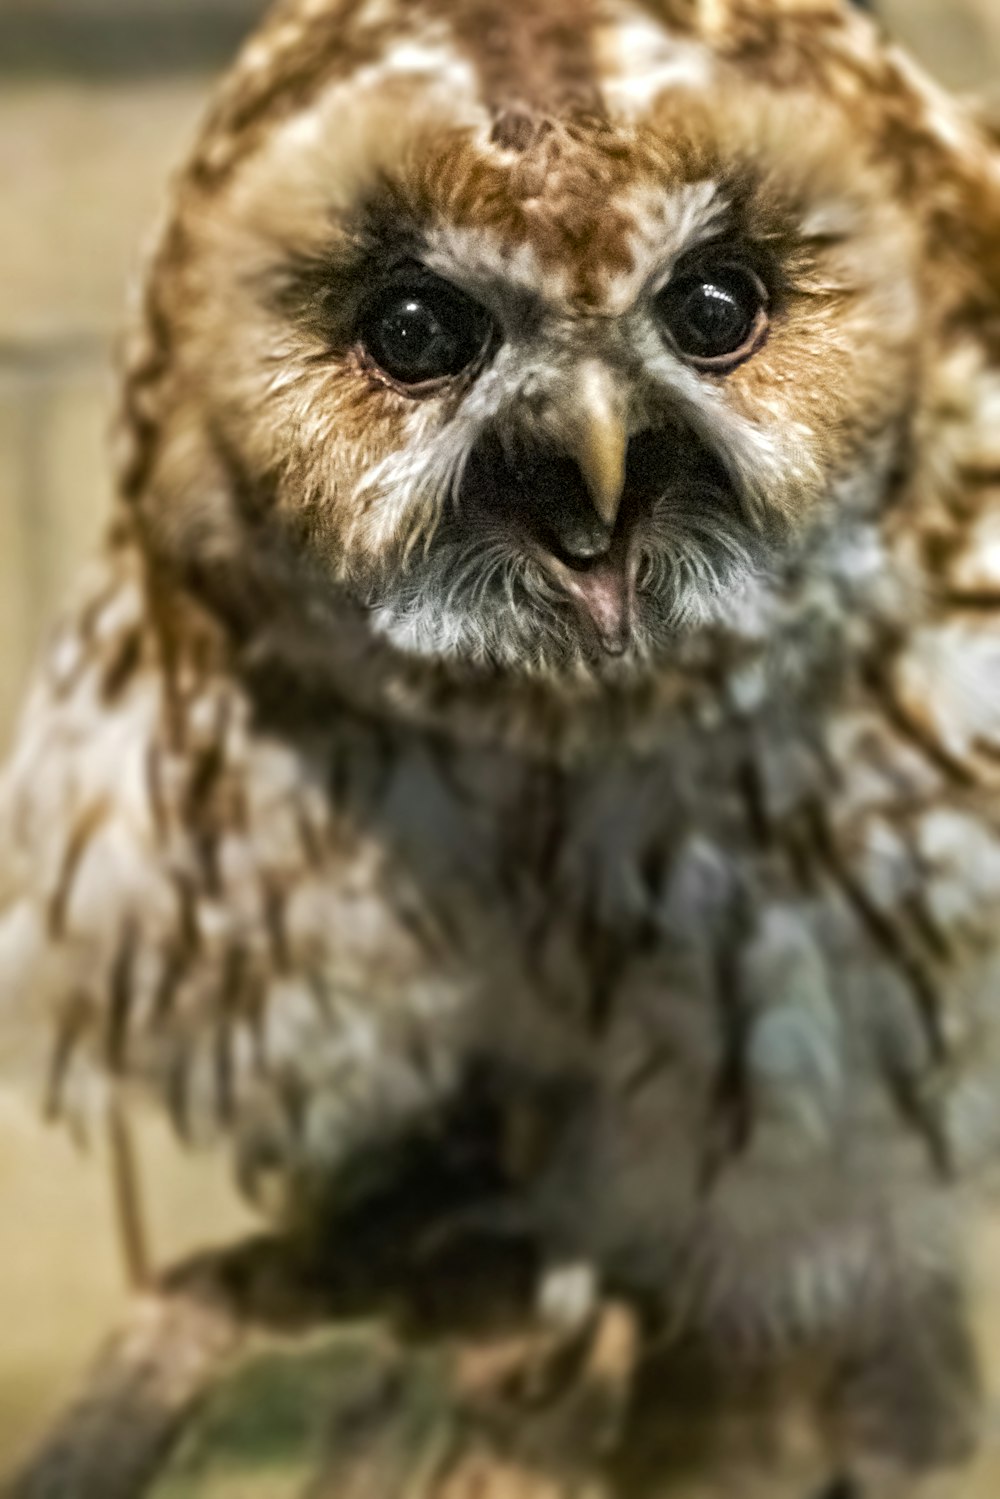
[356, 276, 494, 390]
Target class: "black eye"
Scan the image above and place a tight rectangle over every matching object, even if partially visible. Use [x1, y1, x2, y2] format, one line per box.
[656, 260, 768, 371]
[357, 276, 494, 389]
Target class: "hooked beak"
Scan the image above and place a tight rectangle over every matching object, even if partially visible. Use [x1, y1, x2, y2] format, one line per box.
[528, 362, 638, 656]
[562, 361, 628, 532]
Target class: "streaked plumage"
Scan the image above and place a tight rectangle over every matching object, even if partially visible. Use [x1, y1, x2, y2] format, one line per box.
[2, 0, 1000, 1489]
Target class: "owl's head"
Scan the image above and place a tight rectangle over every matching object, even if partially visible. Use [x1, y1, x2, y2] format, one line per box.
[123, 0, 955, 690]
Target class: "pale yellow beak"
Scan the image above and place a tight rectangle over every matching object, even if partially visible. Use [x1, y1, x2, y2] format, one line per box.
[563, 363, 628, 531]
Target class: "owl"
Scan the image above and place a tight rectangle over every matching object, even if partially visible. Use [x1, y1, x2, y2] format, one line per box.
[2, 0, 1000, 1491]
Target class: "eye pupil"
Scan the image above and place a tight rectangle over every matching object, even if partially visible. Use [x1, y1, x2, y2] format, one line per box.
[682, 283, 749, 353]
[657, 262, 767, 369]
[382, 300, 447, 366]
[359, 278, 492, 388]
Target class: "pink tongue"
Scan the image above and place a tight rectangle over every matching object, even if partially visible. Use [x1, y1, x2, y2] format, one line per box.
[561, 557, 632, 656]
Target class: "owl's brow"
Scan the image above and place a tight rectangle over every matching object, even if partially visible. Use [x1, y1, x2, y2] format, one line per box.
[191, 0, 608, 188]
[429, 0, 606, 138]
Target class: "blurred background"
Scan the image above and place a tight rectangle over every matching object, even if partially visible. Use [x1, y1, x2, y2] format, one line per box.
[0, 0, 999, 1477]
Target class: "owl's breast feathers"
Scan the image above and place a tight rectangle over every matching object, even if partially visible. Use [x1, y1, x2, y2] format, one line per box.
[5, 488, 1000, 1338]
[4, 0, 1000, 1360]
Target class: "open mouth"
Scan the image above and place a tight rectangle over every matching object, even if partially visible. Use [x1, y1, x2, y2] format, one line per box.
[526, 496, 644, 657]
[462, 435, 649, 658]
[460, 428, 735, 660]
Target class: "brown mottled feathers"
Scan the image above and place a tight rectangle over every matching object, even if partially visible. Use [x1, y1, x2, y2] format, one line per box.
[3, 0, 1000, 1489]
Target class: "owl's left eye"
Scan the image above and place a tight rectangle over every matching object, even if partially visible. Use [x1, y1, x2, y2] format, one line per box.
[356, 276, 494, 390]
[655, 260, 769, 372]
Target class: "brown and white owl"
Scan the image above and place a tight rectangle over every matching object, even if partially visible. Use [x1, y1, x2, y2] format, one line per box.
[2, 0, 1000, 1490]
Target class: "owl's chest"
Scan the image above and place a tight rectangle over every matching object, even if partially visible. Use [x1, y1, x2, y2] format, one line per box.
[58, 666, 1000, 1198]
[329, 723, 774, 1047]
[302, 703, 990, 1019]
[325, 708, 1000, 1191]
[187, 722, 756, 1105]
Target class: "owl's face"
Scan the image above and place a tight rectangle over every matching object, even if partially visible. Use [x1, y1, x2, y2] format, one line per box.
[143, 0, 921, 682]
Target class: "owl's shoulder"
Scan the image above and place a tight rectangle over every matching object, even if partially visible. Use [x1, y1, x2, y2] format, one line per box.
[0, 553, 467, 1157]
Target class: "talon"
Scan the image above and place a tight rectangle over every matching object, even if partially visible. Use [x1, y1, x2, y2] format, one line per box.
[530, 1299, 641, 1460]
[579, 1300, 640, 1439]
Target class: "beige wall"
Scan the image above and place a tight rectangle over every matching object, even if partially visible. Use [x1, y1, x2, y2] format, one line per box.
[0, 0, 998, 1477]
